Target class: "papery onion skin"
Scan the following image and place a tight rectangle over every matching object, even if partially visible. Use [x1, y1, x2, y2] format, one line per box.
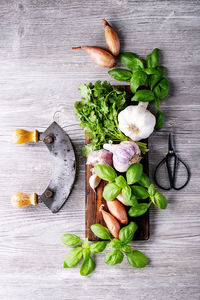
[103, 19, 120, 56]
[104, 141, 141, 172]
[100, 207, 120, 239]
[107, 200, 128, 224]
[87, 149, 113, 167]
[72, 46, 116, 68]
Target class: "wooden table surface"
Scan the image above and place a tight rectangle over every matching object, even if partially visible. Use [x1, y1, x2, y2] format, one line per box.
[0, 1, 199, 299]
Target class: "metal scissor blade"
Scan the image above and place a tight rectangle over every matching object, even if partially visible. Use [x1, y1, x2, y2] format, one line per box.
[40, 122, 76, 213]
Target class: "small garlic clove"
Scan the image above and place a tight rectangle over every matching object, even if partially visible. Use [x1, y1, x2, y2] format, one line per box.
[72, 46, 116, 68]
[89, 174, 101, 190]
[103, 19, 120, 56]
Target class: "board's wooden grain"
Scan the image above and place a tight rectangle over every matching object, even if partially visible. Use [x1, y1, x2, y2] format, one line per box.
[0, 1, 200, 299]
[85, 85, 149, 241]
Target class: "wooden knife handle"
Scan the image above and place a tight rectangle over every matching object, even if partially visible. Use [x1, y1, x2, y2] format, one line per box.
[11, 193, 38, 208]
[12, 129, 39, 144]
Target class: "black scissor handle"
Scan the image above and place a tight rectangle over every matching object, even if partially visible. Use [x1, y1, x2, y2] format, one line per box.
[172, 156, 190, 190]
[154, 156, 171, 190]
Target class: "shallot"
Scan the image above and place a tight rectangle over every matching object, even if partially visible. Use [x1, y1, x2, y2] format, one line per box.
[100, 205, 120, 239]
[107, 200, 128, 224]
[103, 19, 120, 56]
[72, 46, 116, 68]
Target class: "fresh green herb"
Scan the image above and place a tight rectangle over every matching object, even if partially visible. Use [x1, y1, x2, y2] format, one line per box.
[155, 110, 165, 130]
[115, 175, 127, 188]
[90, 241, 107, 253]
[119, 222, 138, 244]
[153, 192, 168, 209]
[146, 48, 159, 68]
[61, 234, 81, 246]
[90, 224, 112, 240]
[138, 172, 150, 188]
[122, 185, 132, 205]
[126, 250, 149, 268]
[103, 182, 121, 201]
[128, 203, 150, 217]
[94, 164, 117, 182]
[126, 163, 143, 185]
[131, 185, 149, 199]
[64, 247, 83, 268]
[130, 70, 147, 93]
[104, 249, 124, 265]
[108, 69, 132, 81]
[131, 90, 155, 102]
[119, 52, 144, 70]
[80, 256, 95, 276]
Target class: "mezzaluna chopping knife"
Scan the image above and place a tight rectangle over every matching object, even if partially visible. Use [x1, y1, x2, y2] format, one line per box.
[11, 122, 76, 213]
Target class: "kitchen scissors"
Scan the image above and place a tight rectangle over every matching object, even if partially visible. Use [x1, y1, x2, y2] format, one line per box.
[154, 133, 190, 190]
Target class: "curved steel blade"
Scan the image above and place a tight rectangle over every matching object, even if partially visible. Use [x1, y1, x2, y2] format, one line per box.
[39, 122, 76, 213]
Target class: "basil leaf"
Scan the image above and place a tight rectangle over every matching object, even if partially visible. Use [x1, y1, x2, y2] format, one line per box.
[138, 173, 150, 188]
[128, 203, 150, 217]
[149, 74, 163, 90]
[119, 221, 138, 244]
[83, 247, 90, 260]
[119, 52, 144, 70]
[154, 77, 169, 99]
[80, 256, 95, 276]
[103, 182, 121, 201]
[131, 90, 155, 102]
[155, 110, 165, 130]
[126, 250, 149, 268]
[90, 241, 107, 253]
[122, 185, 132, 205]
[154, 192, 168, 209]
[104, 250, 124, 266]
[130, 70, 147, 93]
[148, 184, 156, 197]
[146, 48, 159, 68]
[108, 69, 132, 82]
[132, 186, 149, 199]
[145, 66, 164, 76]
[61, 234, 81, 246]
[109, 238, 122, 249]
[115, 175, 127, 188]
[91, 224, 111, 240]
[126, 163, 143, 185]
[94, 164, 117, 181]
[155, 96, 161, 109]
[64, 247, 83, 268]
[121, 245, 132, 254]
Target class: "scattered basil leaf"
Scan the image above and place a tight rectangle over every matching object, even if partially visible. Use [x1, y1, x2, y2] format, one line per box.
[94, 164, 117, 181]
[126, 163, 143, 185]
[90, 241, 107, 253]
[126, 250, 149, 268]
[146, 48, 159, 68]
[119, 222, 138, 244]
[145, 66, 164, 76]
[115, 175, 127, 188]
[61, 234, 81, 246]
[122, 185, 132, 205]
[104, 250, 124, 266]
[63, 261, 69, 268]
[108, 239, 122, 249]
[154, 192, 168, 209]
[119, 52, 144, 70]
[155, 110, 165, 130]
[91, 224, 112, 240]
[132, 186, 149, 199]
[131, 90, 155, 102]
[154, 77, 169, 99]
[64, 247, 83, 268]
[128, 203, 150, 217]
[130, 70, 147, 93]
[138, 173, 150, 188]
[108, 69, 133, 82]
[103, 182, 121, 201]
[148, 184, 156, 197]
[121, 245, 132, 254]
[149, 74, 163, 90]
[80, 256, 95, 276]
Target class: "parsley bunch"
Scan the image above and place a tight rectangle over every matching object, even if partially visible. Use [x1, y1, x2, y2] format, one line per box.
[74, 80, 148, 156]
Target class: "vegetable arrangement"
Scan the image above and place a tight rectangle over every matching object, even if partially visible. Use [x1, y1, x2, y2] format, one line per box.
[62, 18, 169, 276]
[61, 221, 148, 276]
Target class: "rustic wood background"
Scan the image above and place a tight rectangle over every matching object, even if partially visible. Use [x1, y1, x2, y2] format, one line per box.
[0, 1, 199, 299]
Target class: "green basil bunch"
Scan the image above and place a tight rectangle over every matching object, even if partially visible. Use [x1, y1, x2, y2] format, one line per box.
[91, 222, 149, 268]
[61, 233, 107, 276]
[108, 48, 169, 130]
[94, 163, 168, 217]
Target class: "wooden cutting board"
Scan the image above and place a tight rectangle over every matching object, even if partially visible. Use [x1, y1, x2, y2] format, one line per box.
[85, 86, 149, 241]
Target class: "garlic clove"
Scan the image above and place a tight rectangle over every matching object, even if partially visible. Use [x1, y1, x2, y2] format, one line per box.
[89, 173, 101, 190]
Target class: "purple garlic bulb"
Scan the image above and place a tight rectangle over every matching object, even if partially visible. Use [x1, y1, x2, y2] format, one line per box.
[86, 149, 113, 166]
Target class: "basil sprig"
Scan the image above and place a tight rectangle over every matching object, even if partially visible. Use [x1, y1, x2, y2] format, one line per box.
[108, 48, 170, 130]
[95, 164, 167, 216]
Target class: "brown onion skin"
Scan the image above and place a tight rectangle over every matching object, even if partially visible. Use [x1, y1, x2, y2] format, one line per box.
[72, 46, 116, 68]
[107, 200, 128, 224]
[101, 208, 120, 239]
[103, 19, 120, 56]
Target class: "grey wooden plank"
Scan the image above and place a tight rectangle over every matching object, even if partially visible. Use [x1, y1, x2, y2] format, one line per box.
[0, 0, 200, 299]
